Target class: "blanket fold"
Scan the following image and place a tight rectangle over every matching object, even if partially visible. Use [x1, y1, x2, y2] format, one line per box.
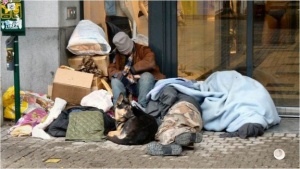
[146, 70, 281, 132]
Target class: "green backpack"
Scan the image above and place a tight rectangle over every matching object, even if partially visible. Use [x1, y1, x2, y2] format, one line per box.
[66, 111, 105, 142]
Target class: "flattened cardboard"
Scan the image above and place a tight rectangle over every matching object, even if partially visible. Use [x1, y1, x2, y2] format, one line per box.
[68, 55, 109, 76]
[91, 77, 104, 91]
[51, 68, 94, 105]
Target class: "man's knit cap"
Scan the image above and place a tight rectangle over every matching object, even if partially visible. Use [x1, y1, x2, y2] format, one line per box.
[113, 32, 133, 55]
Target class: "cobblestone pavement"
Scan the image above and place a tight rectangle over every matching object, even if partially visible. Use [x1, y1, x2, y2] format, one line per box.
[1, 120, 299, 168]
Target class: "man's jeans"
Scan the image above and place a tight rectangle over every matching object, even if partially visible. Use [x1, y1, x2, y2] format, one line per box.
[111, 72, 155, 108]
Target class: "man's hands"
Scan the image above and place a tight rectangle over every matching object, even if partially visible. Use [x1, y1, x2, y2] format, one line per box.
[127, 74, 135, 83]
[127, 74, 140, 84]
[133, 74, 141, 79]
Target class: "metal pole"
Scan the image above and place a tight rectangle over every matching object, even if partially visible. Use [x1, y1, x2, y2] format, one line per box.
[13, 36, 20, 122]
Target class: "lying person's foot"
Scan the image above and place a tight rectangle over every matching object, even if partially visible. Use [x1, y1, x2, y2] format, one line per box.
[147, 141, 182, 156]
[174, 132, 203, 146]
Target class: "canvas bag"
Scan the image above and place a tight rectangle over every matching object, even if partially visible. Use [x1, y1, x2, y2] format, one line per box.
[66, 111, 105, 142]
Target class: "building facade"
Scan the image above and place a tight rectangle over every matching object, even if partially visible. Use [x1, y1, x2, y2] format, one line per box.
[147, 1, 299, 117]
[1, 1, 299, 124]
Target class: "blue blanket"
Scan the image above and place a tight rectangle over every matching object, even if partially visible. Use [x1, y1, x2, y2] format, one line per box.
[146, 71, 281, 132]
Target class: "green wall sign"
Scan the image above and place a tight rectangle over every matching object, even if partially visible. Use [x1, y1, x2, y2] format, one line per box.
[1, 0, 25, 36]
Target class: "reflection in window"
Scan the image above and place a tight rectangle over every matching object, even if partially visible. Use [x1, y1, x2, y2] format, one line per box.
[177, 1, 299, 108]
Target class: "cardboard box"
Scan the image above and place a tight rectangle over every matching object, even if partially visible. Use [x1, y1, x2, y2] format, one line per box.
[91, 77, 113, 96]
[51, 68, 94, 105]
[91, 77, 104, 91]
[68, 55, 109, 76]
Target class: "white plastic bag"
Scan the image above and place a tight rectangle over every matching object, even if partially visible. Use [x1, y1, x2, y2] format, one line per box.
[80, 90, 113, 112]
[132, 34, 148, 46]
[67, 20, 111, 55]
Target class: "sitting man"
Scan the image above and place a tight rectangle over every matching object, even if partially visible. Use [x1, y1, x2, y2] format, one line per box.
[108, 32, 165, 108]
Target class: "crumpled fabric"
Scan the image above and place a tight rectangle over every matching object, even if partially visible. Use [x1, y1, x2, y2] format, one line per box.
[104, 0, 117, 16]
[32, 98, 67, 140]
[155, 101, 203, 145]
[46, 106, 116, 137]
[219, 123, 264, 139]
[80, 90, 113, 112]
[146, 86, 201, 126]
[10, 125, 32, 137]
[146, 71, 281, 132]
[9, 108, 48, 137]
[78, 56, 103, 78]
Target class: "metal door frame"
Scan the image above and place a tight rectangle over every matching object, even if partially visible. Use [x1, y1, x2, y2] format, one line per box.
[148, 1, 177, 78]
[148, 0, 298, 116]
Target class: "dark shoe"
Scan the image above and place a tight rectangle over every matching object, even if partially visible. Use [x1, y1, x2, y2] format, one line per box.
[174, 132, 203, 146]
[147, 141, 182, 156]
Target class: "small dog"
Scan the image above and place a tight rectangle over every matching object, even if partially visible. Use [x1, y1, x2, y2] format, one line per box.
[107, 93, 158, 145]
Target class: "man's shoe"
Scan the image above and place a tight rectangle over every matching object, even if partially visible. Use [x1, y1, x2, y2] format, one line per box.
[147, 141, 182, 156]
[174, 132, 203, 146]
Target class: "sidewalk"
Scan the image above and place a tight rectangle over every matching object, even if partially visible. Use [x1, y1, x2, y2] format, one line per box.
[1, 118, 299, 168]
